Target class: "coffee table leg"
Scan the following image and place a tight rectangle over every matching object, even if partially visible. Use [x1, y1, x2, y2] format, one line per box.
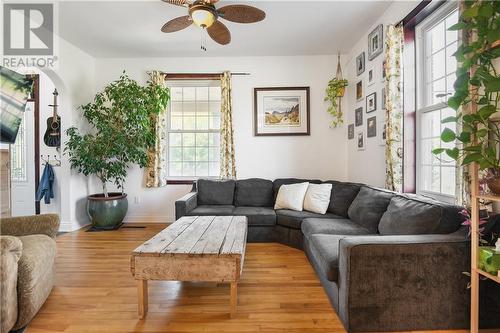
[230, 282, 237, 318]
[138, 279, 148, 319]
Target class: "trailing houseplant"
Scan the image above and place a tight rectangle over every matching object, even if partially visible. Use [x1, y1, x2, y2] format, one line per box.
[65, 72, 169, 229]
[433, 0, 500, 193]
[325, 77, 348, 128]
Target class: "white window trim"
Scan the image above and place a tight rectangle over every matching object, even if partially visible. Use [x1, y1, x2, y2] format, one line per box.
[415, 1, 459, 204]
[165, 79, 221, 180]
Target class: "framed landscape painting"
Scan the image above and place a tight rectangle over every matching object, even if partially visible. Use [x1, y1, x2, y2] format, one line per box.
[254, 87, 310, 136]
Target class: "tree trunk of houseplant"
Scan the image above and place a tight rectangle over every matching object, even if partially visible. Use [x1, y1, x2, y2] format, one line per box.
[87, 193, 128, 229]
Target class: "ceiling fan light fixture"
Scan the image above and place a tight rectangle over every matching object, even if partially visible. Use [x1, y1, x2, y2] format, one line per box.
[189, 6, 216, 28]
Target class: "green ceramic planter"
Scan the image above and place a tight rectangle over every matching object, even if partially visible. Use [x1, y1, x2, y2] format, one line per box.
[87, 193, 128, 230]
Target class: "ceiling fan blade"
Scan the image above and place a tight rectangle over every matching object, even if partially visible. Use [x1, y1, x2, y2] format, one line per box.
[161, 16, 192, 33]
[218, 5, 266, 24]
[207, 21, 231, 45]
[161, 0, 190, 7]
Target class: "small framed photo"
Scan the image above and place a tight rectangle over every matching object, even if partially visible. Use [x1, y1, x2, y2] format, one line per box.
[368, 68, 374, 86]
[381, 87, 386, 110]
[355, 107, 363, 127]
[254, 87, 310, 136]
[367, 116, 377, 138]
[368, 24, 383, 61]
[378, 118, 386, 146]
[366, 92, 377, 113]
[357, 131, 365, 151]
[356, 81, 363, 101]
[348, 124, 354, 140]
[382, 59, 387, 82]
[356, 52, 365, 76]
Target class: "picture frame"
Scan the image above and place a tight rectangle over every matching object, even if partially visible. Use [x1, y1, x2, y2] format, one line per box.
[356, 52, 365, 76]
[366, 92, 377, 113]
[367, 116, 376, 138]
[368, 68, 374, 86]
[381, 87, 386, 110]
[357, 131, 365, 151]
[254, 87, 310, 136]
[378, 118, 386, 146]
[355, 107, 363, 127]
[368, 24, 383, 61]
[348, 124, 354, 140]
[356, 80, 363, 101]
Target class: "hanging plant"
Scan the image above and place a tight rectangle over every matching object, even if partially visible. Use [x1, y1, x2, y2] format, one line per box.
[325, 77, 348, 128]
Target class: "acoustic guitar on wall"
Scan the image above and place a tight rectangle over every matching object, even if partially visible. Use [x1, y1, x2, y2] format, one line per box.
[43, 88, 61, 147]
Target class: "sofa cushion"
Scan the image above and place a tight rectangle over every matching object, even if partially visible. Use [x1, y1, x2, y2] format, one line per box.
[301, 218, 372, 238]
[274, 182, 310, 211]
[17, 235, 56, 327]
[233, 206, 276, 226]
[304, 183, 333, 214]
[326, 181, 362, 217]
[276, 209, 343, 230]
[187, 205, 235, 216]
[197, 179, 235, 205]
[235, 178, 274, 207]
[273, 178, 322, 200]
[348, 187, 395, 233]
[307, 234, 345, 282]
[379, 195, 456, 235]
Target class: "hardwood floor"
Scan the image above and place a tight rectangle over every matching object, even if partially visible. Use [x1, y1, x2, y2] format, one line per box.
[27, 223, 469, 333]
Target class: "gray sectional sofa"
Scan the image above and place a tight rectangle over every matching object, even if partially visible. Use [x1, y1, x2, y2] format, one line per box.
[174, 178, 482, 331]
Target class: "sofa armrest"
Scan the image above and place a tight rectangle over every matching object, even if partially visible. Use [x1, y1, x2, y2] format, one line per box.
[1, 236, 22, 333]
[337, 230, 470, 331]
[175, 192, 197, 220]
[0, 214, 60, 239]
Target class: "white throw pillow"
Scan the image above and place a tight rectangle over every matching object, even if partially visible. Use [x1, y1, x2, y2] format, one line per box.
[274, 182, 310, 211]
[303, 183, 333, 214]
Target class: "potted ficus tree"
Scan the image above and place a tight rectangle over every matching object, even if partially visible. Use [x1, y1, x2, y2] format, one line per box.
[433, 0, 500, 194]
[66, 72, 169, 229]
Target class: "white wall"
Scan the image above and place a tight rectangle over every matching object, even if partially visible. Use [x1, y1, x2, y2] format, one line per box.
[92, 55, 348, 223]
[344, 1, 419, 188]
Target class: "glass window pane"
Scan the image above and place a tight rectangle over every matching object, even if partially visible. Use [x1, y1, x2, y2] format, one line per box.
[196, 87, 209, 101]
[196, 133, 209, 146]
[421, 110, 441, 138]
[420, 138, 440, 165]
[210, 116, 220, 130]
[196, 116, 209, 130]
[183, 148, 195, 161]
[183, 116, 196, 130]
[196, 162, 209, 176]
[169, 162, 182, 176]
[445, 10, 459, 44]
[183, 87, 195, 101]
[209, 162, 219, 177]
[441, 166, 456, 195]
[196, 147, 209, 161]
[183, 162, 195, 176]
[209, 101, 221, 114]
[170, 87, 183, 101]
[183, 102, 196, 116]
[431, 49, 446, 82]
[429, 21, 445, 54]
[209, 133, 220, 147]
[170, 101, 183, 116]
[422, 165, 441, 193]
[446, 42, 458, 75]
[441, 107, 456, 133]
[209, 147, 220, 162]
[209, 87, 221, 101]
[431, 78, 446, 104]
[170, 116, 183, 130]
[169, 133, 182, 146]
[446, 73, 456, 97]
[197, 102, 209, 115]
[182, 133, 195, 146]
[169, 147, 182, 162]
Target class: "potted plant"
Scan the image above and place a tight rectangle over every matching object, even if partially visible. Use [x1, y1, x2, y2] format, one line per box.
[433, 1, 500, 194]
[325, 53, 348, 128]
[66, 72, 169, 229]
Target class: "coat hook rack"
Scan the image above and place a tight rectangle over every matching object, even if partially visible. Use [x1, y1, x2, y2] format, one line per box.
[41, 154, 61, 167]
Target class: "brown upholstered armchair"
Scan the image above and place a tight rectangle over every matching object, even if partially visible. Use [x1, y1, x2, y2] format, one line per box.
[0, 214, 59, 332]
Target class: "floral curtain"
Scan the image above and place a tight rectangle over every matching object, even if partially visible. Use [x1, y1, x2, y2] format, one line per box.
[384, 24, 404, 192]
[220, 71, 236, 179]
[145, 71, 168, 187]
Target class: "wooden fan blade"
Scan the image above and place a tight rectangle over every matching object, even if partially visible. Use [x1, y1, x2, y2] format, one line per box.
[161, 0, 190, 7]
[218, 5, 266, 24]
[161, 16, 192, 33]
[207, 21, 231, 45]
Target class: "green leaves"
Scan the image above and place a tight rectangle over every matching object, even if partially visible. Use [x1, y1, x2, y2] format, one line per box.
[441, 128, 456, 142]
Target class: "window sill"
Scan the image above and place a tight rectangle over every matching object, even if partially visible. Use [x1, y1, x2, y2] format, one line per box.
[166, 180, 195, 185]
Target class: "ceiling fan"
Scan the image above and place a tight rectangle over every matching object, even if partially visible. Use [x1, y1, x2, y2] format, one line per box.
[160, 0, 266, 46]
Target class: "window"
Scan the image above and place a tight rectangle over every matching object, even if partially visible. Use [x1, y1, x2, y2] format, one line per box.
[11, 113, 27, 182]
[415, 2, 459, 203]
[166, 79, 221, 179]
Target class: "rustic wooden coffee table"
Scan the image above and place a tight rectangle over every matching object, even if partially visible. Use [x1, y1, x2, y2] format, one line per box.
[131, 215, 247, 319]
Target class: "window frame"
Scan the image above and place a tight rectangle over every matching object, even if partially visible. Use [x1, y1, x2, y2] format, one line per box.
[414, 1, 459, 203]
[164, 75, 222, 184]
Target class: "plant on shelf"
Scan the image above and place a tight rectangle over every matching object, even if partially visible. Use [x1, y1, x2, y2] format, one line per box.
[325, 53, 348, 128]
[65, 71, 170, 229]
[433, 0, 500, 194]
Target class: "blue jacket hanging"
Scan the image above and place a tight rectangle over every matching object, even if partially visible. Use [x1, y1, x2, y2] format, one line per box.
[36, 163, 54, 204]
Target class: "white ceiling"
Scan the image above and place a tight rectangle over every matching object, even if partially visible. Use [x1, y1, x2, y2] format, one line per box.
[59, 1, 394, 58]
